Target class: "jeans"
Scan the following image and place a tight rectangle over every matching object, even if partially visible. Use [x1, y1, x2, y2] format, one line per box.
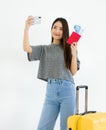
[37, 78, 76, 130]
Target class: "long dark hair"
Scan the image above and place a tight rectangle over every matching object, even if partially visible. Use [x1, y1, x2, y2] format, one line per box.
[51, 17, 72, 69]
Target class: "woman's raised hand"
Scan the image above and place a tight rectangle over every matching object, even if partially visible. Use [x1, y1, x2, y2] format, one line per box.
[25, 15, 34, 29]
[70, 42, 78, 57]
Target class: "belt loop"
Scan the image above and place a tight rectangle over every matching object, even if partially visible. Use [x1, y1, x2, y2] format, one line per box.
[50, 79, 51, 84]
[60, 79, 62, 85]
[48, 78, 51, 84]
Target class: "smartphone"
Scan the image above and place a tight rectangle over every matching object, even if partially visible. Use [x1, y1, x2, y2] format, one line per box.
[32, 16, 41, 24]
[66, 31, 81, 45]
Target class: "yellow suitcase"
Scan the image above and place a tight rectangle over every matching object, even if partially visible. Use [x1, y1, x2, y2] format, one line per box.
[67, 85, 106, 130]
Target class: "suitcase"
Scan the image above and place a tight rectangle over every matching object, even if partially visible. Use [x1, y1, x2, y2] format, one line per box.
[67, 85, 106, 130]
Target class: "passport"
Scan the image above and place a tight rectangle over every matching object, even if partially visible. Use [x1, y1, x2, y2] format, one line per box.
[67, 31, 81, 45]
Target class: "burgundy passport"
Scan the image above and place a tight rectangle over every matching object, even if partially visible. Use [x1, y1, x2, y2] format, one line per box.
[67, 31, 81, 45]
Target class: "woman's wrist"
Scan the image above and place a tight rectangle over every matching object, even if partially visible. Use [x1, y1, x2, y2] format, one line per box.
[71, 53, 77, 58]
[24, 23, 30, 31]
[24, 27, 29, 31]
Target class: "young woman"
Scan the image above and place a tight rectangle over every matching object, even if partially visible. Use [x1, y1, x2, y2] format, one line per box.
[23, 16, 80, 130]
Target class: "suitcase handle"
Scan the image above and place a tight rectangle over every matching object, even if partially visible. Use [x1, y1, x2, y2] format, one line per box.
[76, 85, 88, 114]
[76, 85, 96, 115]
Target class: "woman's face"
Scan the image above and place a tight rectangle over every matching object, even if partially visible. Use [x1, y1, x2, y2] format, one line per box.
[51, 21, 63, 43]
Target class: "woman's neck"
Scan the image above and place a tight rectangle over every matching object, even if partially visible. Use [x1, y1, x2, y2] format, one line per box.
[52, 40, 61, 44]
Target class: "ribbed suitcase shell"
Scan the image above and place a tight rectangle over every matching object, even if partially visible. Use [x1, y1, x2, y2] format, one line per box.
[67, 112, 106, 130]
[67, 85, 106, 130]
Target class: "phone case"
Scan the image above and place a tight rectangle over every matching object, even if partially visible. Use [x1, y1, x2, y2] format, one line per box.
[67, 31, 81, 45]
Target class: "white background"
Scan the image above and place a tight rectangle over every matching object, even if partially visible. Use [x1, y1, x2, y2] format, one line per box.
[0, 0, 106, 130]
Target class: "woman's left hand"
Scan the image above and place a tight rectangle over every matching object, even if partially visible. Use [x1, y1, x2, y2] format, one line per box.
[70, 42, 78, 57]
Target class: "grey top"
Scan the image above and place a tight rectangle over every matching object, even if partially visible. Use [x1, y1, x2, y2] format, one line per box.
[27, 43, 80, 83]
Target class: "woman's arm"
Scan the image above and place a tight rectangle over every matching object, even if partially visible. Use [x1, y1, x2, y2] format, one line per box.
[23, 16, 34, 53]
[70, 42, 78, 75]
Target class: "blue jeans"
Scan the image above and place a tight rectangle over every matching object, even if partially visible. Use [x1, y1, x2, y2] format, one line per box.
[37, 78, 76, 130]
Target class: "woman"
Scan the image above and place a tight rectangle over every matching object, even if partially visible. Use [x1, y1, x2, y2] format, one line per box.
[23, 16, 80, 130]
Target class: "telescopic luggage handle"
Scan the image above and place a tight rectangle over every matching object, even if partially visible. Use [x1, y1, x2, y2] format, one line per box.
[76, 85, 88, 114]
[76, 85, 96, 115]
